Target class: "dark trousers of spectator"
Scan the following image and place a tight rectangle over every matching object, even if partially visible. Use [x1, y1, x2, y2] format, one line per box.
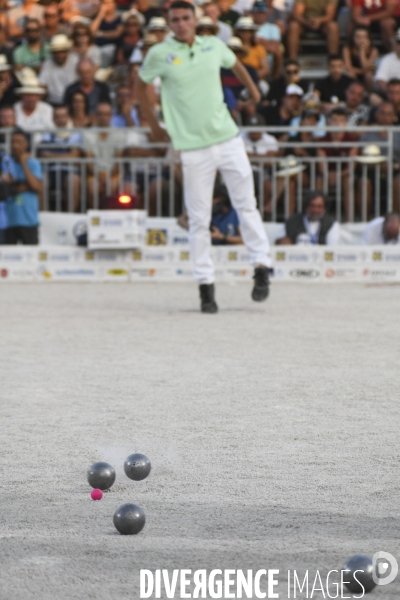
[5, 226, 38, 245]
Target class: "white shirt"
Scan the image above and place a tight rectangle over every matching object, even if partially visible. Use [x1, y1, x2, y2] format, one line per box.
[278, 215, 341, 245]
[15, 100, 54, 132]
[241, 131, 278, 155]
[231, 0, 253, 14]
[39, 53, 79, 105]
[216, 20, 232, 43]
[375, 52, 400, 83]
[362, 216, 399, 245]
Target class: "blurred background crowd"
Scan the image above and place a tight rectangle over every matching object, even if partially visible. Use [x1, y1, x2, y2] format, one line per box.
[0, 0, 400, 244]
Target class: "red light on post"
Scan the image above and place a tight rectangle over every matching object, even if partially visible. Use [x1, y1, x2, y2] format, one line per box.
[118, 194, 132, 205]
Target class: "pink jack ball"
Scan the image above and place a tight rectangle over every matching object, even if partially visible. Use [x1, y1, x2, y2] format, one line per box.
[91, 488, 103, 501]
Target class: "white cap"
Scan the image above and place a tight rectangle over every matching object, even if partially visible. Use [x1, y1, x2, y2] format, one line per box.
[286, 83, 304, 96]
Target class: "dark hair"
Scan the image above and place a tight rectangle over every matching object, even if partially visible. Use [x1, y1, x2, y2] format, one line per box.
[328, 54, 343, 63]
[284, 58, 299, 69]
[328, 107, 348, 119]
[388, 78, 400, 88]
[71, 22, 94, 45]
[169, 1, 195, 12]
[350, 25, 372, 50]
[12, 127, 30, 144]
[68, 91, 89, 116]
[300, 109, 319, 122]
[303, 190, 326, 212]
[53, 104, 68, 111]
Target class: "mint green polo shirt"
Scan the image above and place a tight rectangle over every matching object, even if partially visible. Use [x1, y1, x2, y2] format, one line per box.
[139, 35, 239, 151]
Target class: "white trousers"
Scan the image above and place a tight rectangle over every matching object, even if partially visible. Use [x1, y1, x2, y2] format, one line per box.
[181, 135, 272, 284]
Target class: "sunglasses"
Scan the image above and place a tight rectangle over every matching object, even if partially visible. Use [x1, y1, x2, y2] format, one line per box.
[26, 28, 40, 33]
[286, 69, 298, 75]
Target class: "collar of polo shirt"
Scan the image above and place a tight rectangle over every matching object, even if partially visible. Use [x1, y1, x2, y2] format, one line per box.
[170, 35, 204, 48]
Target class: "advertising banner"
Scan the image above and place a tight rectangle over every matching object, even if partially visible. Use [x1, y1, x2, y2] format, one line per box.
[88, 210, 146, 250]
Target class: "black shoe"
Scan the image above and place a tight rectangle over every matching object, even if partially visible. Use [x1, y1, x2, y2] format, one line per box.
[251, 266, 270, 302]
[199, 283, 218, 313]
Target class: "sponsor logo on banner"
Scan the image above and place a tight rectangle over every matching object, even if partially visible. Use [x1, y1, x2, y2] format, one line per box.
[146, 229, 167, 246]
[133, 250, 142, 261]
[364, 268, 398, 278]
[91, 217, 100, 226]
[384, 253, 400, 262]
[108, 269, 127, 276]
[276, 252, 286, 261]
[373, 252, 382, 261]
[287, 253, 314, 262]
[86, 252, 94, 261]
[226, 269, 248, 277]
[325, 268, 360, 279]
[228, 251, 238, 261]
[55, 268, 96, 277]
[37, 266, 52, 279]
[289, 269, 320, 279]
[39, 252, 47, 261]
[173, 236, 189, 244]
[176, 268, 192, 276]
[324, 252, 334, 262]
[143, 252, 166, 261]
[131, 268, 156, 277]
[0, 251, 30, 262]
[336, 252, 358, 262]
[1, 268, 8, 277]
[180, 251, 190, 261]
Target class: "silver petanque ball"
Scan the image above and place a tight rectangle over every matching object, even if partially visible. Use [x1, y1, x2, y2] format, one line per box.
[113, 503, 146, 535]
[342, 554, 377, 594]
[87, 461, 116, 491]
[124, 453, 151, 481]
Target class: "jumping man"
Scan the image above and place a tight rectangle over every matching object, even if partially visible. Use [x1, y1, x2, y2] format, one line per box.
[137, 0, 272, 313]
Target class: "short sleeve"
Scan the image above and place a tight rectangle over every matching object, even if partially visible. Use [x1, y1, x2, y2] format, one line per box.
[219, 39, 236, 70]
[139, 46, 164, 84]
[28, 159, 42, 180]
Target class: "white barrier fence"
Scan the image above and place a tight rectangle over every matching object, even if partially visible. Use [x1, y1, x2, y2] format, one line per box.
[1, 245, 400, 284]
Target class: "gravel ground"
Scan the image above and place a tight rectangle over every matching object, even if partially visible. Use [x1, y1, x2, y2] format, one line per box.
[0, 282, 399, 600]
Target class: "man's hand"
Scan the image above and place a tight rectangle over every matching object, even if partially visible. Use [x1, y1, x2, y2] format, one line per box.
[356, 15, 370, 26]
[211, 226, 225, 241]
[308, 16, 322, 29]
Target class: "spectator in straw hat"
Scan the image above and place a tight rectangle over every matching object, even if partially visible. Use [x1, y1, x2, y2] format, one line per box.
[196, 16, 219, 36]
[13, 19, 50, 73]
[362, 213, 400, 245]
[234, 17, 269, 80]
[14, 69, 54, 131]
[203, 1, 232, 43]
[39, 34, 78, 105]
[116, 12, 143, 66]
[0, 55, 20, 109]
[146, 16, 169, 42]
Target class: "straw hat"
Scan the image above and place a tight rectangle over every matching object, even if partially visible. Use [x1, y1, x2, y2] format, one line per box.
[142, 33, 158, 47]
[49, 34, 72, 51]
[16, 68, 45, 95]
[147, 16, 169, 31]
[355, 144, 386, 164]
[227, 36, 248, 54]
[122, 8, 145, 26]
[196, 16, 218, 34]
[276, 155, 306, 177]
[234, 16, 258, 30]
[0, 54, 10, 72]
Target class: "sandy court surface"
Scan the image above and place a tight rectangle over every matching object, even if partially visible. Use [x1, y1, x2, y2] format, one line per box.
[0, 281, 399, 600]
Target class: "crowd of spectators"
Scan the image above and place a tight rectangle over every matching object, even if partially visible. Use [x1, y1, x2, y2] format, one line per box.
[0, 0, 400, 243]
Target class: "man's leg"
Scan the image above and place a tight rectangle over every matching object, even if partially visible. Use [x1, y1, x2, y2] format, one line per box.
[322, 21, 340, 55]
[4, 227, 18, 244]
[287, 21, 303, 60]
[181, 146, 219, 313]
[20, 226, 38, 245]
[217, 136, 272, 301]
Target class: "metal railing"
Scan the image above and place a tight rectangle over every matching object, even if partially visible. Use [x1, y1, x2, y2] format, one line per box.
[0, 126, 397, 221]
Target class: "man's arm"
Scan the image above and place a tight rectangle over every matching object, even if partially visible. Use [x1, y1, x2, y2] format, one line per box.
[309, 3, 337, 27]
[231, 60, 261, 104]
[20, 157, 43, 194]
[136, 77, 170, 143]
[292, 2, 309, 26]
